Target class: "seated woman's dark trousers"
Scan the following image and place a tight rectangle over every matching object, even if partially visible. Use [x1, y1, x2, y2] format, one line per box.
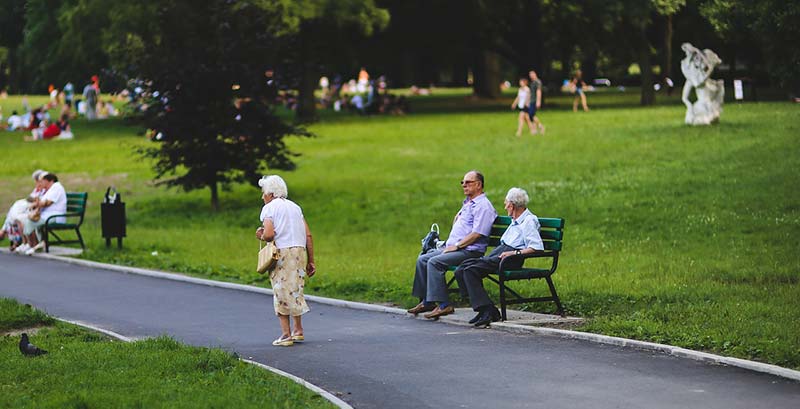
[454, 244, 522, 311]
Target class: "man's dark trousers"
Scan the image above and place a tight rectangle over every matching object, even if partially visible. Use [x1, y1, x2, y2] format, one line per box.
[454, 243, 523, 310]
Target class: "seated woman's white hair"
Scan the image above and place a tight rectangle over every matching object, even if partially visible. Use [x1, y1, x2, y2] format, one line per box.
[505, 187, 529, 208]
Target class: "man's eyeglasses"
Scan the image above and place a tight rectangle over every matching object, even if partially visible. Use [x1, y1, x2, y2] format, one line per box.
[460, 180, 478, 186]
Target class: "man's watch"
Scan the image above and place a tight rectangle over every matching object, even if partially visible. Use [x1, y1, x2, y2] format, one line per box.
[515, 249, 522, 255]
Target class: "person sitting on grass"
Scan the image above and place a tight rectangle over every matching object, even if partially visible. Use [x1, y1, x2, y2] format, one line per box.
[27, 119, 49, 141]
[18, 173, 67, 255]
[55, 114, 73, 139]
[6, 111, 25, 131]
[407, 170, 497, 319]
[454, 187, 544, 327]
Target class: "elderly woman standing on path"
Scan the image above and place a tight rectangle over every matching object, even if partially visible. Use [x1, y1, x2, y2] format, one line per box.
[255, 175, 316, 347]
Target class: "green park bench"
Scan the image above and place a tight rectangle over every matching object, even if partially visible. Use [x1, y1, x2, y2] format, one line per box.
[43, 192, 88, 253]
[446, 215, 566, 320]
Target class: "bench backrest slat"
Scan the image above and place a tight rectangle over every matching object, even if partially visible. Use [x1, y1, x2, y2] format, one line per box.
[65, 193, 88, 215]
[487, 217, 512, 247]
[489, 215, 564, 251]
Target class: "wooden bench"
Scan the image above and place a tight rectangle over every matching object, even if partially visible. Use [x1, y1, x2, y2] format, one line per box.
[446, 215, 566, 320]
[43, 192, 88, 253]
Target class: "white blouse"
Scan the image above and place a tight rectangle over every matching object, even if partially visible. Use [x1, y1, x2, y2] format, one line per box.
[260, 198, 306, 249]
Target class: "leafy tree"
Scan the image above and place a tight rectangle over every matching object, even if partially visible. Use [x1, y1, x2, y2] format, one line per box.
[101, 0, 311, 210]
[700, 0, 800, 93]
[0, 0, 26, 92]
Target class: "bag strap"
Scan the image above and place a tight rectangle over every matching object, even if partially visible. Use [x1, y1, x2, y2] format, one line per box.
[431, 223, 439, 234]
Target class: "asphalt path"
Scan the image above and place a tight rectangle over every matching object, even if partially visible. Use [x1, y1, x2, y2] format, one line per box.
[1, 252, 798, 408]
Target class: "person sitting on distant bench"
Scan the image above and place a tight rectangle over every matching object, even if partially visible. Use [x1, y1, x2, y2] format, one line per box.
[454, 187, 544, 327]
[19, 173, 67, 255]
[4, 170, 48, 251]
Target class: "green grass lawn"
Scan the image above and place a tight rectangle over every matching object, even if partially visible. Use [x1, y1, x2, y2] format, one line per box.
[1, 90, 799, 369]
[0, 298, 334, 408]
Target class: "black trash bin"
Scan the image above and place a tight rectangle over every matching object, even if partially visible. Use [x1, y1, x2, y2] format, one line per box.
[101, 187, 126, 248]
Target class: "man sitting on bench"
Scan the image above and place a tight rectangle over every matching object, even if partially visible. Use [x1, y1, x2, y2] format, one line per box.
[455, 187, 544, 327]
[407, 170, 497, 319]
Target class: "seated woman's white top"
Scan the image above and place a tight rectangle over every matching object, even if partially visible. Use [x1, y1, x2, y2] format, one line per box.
[40, 182, 67, 224]
[260, 198, 306, 249]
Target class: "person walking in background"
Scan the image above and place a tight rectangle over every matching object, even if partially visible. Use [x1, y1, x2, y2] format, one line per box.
[454, 187, 544, 327]
[570, 69, 590, 112]
[82, 80, 98, 120]
[63, 82, 75, 108]
[510, 78, 534, 137]
[255, 175, 316, 347]
[527, 70, 546, 134]
[408, 170, 497, 319]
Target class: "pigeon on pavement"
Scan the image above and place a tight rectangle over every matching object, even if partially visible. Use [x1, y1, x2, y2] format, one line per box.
[19, 333, 48, 357]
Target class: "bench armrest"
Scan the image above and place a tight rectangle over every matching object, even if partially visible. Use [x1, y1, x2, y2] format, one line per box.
[45, 212, 83, 225]
[498, 251, 557, 271]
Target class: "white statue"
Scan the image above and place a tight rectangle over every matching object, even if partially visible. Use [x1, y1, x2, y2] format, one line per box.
[681, 43, 725, 125]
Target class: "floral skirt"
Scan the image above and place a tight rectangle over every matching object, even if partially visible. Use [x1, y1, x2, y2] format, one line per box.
[269, 246, 310, 316]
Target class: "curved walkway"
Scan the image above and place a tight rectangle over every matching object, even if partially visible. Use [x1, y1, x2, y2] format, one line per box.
[1, 252, 798, 408]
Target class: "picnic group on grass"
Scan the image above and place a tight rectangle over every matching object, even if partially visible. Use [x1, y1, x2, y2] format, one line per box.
[1, 170, 68, 256]
[1, 75, 119, 141]
[255, 170, 544, 346]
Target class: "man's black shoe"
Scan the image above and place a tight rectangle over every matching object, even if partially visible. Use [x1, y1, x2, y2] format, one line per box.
[474, 306, 501, 327]
[468, 311, 483, 324]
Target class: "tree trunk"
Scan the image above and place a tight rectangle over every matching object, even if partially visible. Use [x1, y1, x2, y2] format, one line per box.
[296, 62, 317, 123]
[295, 31, 318, 123]
[7, 47, 20, 93]
[472, 50, 501, 98]
[665, 15, 674, 96]
[528, 0, 543, 73]
[639, 27, 655, 106]
[399, 50, 415, 87]
[452, 61, 468, 87]
[581, 51, 598, 83]
[209, 182, 219, 212]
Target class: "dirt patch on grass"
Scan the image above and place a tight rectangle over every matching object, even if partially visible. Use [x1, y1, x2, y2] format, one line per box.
[60, 172, 130, 192]
[1, 326, 51, 337]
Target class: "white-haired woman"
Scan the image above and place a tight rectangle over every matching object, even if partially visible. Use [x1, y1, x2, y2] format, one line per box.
[256, 175, 316, 346]
[5, 170, 48, 252]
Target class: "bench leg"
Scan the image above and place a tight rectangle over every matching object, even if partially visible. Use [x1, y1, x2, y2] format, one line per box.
[44, 227, 50, 253]
[499, 276, 508, 321]
[75, 228, 85, 249]
[545, 276, 565, 317]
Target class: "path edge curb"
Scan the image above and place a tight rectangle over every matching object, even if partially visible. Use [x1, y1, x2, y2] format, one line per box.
[56, 317, 353, 409]
[26, 251, 800, 383]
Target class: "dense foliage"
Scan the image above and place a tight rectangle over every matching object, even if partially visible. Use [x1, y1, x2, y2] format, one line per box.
[101, 0, 311, 209]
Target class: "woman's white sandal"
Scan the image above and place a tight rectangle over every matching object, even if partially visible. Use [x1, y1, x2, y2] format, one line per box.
[272, 336, 294, 347]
